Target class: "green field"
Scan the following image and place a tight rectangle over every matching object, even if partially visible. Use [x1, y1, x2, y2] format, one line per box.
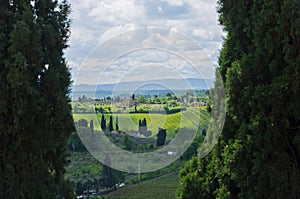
[72, 108, 209, 139]
[104, 171, 179, 199]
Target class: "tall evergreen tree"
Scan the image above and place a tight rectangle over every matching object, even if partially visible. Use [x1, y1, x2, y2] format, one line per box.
[102, 154, 115, 189]
[101, 114, 106, 131]
[0, 0, 74, 198]
[115, 116, 119, 131]
[90, 120, 94, 133]
[109, 115, 114, 132]
[156, 128, 166, 147]
[138, 119, 142, 132]
[178, 0, 300, 198]
[142, 118, 147, 126]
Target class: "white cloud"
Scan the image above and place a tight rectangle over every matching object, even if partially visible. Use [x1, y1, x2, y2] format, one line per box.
[99, 23, 137, 42]
[162, 0, 184, 6]
[193, 29, 214, 40]
[66, 0, 224, 84]
[88, 0, 145, 23]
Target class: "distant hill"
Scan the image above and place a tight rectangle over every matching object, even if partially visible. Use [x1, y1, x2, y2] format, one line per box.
[72, 78, 214, 92]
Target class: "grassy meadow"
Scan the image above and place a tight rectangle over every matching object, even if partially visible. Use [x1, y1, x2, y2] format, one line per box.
[72, 107, 209, 139]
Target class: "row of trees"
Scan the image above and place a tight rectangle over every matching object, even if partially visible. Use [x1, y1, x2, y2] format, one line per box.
[138, 118, 152, 137]
[101, 115, 119, 132]
[178, 0, 300, 198]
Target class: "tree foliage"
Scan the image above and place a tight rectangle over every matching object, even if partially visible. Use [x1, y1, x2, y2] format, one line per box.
[156, 128, 166, 146]
[115, 116, 119, 131]
[101, 114, 106, 131]
[109, 115, 114, 132]
[178, 0, 300, 198]
[0, 0, 74, 198]
[102, 154, 115, 189]
[90, 120, 94, 133]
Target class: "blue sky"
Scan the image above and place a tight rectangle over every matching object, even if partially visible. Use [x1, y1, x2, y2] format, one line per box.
[66, 0, 225, 85]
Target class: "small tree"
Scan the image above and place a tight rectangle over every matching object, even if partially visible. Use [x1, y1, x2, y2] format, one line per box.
[138, 119, 142, 132]
[134, 101, 137, 112]
[90, 120, 94, 133]
[156, 128, 166, 146]
[137, 95, 146, 103]
[115, 116, 119, 131]
[139, 118, 148, 135]
[109, 116, 113, 132]
[142, 118, 147, 126]
[101, 114, 106, 131]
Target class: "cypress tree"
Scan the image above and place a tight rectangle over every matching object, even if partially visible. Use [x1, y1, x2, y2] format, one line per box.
[156, 128, 166, 147]
[138, 119, 141, 133]
[115, 116, 119, 131]
[109, 116, 113, 132]
[90, 120, 94, 133]
[178, 0, 300, 198]
[142, 118, 147, 126]
[0, 0, 74, 198]
[102, 154, 115, 189]
[101, 114, 106, 131]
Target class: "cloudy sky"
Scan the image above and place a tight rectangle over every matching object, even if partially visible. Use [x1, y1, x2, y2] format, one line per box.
[66, 0, 225, 85]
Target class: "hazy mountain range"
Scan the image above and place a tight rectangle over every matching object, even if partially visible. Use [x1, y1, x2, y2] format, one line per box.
[72, 78, 214, 92]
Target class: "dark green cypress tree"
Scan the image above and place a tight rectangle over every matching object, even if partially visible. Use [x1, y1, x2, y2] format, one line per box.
[138, 119, 142, 132]
[115, 116, 119, 131]
[90, 120, 94, 133]
[142, 118, 147, 126]
[178, 0, 300, 198]
[101, 114, 106, 131]
[0, 0, 74, 198]
[156, 128, 166, 147]
[109, 116, 114, 132]
[102, 154, 115, 189]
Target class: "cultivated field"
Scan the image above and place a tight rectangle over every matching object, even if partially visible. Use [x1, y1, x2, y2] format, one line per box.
[104, 171, 180, 199]
[72, 107, 209, 139]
